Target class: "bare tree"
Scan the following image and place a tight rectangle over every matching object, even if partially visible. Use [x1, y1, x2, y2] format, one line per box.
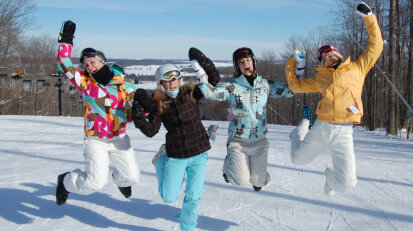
[0, 0, 37, 65]
[387, 0, 397, 135]
[409, 0, 413, 111]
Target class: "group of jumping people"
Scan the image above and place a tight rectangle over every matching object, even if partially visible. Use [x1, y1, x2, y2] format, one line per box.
[54, 2, 382, 230]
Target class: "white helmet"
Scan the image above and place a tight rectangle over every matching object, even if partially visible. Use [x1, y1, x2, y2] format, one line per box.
[155, 64, 181, 83]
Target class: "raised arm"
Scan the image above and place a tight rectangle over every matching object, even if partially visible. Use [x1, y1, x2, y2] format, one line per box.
[56, 20, 85, 92]
[188, 47, 231, 101]
[354, 3, 383, 78]
[285, 55, 319, 93]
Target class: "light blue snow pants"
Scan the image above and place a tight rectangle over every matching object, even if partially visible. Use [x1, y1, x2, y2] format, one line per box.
[155, 152, 208, 231]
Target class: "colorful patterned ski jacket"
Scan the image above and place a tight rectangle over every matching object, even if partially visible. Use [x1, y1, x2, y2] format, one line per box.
[199, 74, 294, 140]
[285, 14, 383, 124]
[57, 44, 136, 139]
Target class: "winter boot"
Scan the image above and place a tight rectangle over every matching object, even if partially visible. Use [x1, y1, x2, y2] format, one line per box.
[56, 172, 70, 205]
[324, 167, 336, 196]
[222, 171, 230, 183]
[302, 105, 313, 128]
[252, 185, 262, 192]
[152, 144, 166, 166]
[118, 186, 132, 198]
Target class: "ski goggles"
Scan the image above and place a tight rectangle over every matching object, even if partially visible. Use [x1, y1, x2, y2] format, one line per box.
[317, 45, 341, 62]
[80, 48, 106, 64]
[162, 70, 181, 81]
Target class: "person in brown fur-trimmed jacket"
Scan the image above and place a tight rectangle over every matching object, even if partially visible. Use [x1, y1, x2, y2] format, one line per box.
[132, 49, 219, 231]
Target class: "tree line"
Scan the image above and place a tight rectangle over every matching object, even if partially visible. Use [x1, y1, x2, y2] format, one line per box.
[0, 0, 412, 137]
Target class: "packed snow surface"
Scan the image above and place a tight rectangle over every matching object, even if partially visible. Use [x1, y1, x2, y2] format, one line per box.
[0, 115, 412, 231]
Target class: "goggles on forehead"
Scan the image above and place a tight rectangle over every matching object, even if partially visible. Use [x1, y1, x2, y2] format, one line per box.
[162, 70, 181, 81]
[317, 45, 340, 62]
[80, 48, 106, 64]
[235, 49, 252, 59]
[81, 48, 97, 58]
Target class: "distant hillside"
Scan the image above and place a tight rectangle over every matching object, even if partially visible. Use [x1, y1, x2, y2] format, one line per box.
[72, 58, 232, 67]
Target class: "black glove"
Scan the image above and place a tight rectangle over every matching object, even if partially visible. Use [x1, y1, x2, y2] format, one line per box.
[133, 88, 153, 112]
[356, 2, 372, 18]
[58, 20, 76, 45]
[188, 47, 220, 86]
[132, 100, 145, 124]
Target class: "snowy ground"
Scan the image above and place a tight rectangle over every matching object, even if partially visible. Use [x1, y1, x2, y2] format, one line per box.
[126, 60, 233, 90]
[124, 60, 232, 77]
[0, 115, 412, 231]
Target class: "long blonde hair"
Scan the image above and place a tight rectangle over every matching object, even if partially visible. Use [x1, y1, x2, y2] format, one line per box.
[153, 81, 197, 115]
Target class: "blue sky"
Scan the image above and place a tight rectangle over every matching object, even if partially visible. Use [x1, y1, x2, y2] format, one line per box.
[30, 0, 337, 60]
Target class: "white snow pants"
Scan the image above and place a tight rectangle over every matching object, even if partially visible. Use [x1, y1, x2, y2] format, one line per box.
[290, 119, 357, 193]
[63, 134, 140, 194]
[223, 136, 271, 187]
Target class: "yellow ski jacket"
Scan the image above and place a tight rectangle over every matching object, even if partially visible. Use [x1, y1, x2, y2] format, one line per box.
[286, 14, 383, 124]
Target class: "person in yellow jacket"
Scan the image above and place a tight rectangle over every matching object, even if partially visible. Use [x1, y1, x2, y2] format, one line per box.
[285, 2, 383, 196]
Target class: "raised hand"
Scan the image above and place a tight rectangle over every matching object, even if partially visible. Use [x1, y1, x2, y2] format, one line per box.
[58, 20, 76, 45]
[188, 47, 220, 86]
[293, 50, 306, 77]
[356, 2, 372, 18]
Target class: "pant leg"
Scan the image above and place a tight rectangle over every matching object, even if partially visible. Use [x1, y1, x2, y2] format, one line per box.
[109, 134, 140, 187]
[156, 155, 187, 203]
[63, 137, 110, 194]
[180, 152, 208, 231]
[326, 125, 357, 192]
[248, 137, 271, 187]
[290, 120, 328, 165]
[224, 139, 250, 186]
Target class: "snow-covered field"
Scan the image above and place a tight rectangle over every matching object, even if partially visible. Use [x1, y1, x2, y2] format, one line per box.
[0, 115, 412, 231]
[125, 60, 232, 90]
[124, 60, 232, 77]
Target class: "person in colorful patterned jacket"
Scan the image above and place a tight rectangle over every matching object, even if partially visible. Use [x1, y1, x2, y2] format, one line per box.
[55, 20, 140, 205]
[194, 47, 294, 192]
[132, 49, 220, 231]
[285, 2, 383, 196]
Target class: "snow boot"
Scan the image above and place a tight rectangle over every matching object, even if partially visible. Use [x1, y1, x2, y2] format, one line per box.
[118, 186, 132, 198]
[56, 172, 70, 205]
[253, 185, 262, 192]
[152, 144, 166, 166]
[222, 172, 230, 183]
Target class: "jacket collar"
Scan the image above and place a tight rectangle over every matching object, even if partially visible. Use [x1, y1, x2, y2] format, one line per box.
[232, 74, 262, 89]
[315, 57, 351, 72]
[108, 64, 126, 85]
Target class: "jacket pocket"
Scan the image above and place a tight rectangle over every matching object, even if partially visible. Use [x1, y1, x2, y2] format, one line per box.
[347, 90, 363, 115]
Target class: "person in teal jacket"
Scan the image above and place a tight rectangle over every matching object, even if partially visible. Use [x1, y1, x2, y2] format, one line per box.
[192, 47, 294, 192]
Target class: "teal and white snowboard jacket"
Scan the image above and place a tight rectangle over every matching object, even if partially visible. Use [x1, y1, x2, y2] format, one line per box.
[198, 74, 294, 140]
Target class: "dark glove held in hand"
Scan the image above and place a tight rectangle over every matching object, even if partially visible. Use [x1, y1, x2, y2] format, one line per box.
[188, 47, 220, 86]
[58, 20, 76, 45]
[132, 101, 145, 123]
[134, 89, 152, 112]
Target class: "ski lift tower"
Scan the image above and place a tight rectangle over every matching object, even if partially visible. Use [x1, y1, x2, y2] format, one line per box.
[50, 73, 63, 116]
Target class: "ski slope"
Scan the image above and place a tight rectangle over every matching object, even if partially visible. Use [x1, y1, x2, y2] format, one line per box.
[0, 115, 412, 231]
